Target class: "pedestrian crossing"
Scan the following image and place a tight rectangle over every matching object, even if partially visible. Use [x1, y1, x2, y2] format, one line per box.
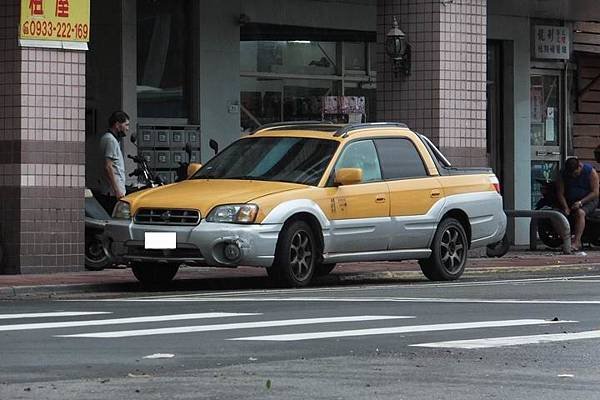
[0, 309, 590, 350]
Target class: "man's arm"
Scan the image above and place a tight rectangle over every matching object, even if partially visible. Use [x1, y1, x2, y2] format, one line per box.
[574, 169, 599, 209]
[556, 176, 570, 214]
[104, 158, 124, 198]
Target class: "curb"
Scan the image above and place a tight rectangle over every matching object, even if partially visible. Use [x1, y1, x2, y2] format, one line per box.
[1, 262, 600, 299]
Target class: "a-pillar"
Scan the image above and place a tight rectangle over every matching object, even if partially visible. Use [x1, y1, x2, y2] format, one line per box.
[377, 0, 487, 167]
[0, 0, 85, 274]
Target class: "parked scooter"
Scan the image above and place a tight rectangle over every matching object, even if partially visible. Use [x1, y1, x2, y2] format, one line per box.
[84, 135, 165, 270]
[534, 178, 600, 249]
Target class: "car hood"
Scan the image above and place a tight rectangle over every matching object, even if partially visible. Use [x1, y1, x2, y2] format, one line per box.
[125, 179, 306, 216]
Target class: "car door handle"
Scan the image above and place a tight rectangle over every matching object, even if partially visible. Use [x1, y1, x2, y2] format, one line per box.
[430, 190, 441, 198]
[375, 195, 386, 203]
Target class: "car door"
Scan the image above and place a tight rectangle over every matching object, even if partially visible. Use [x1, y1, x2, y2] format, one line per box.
[323, 139, 391, 254]
[374, 138, 443, 250]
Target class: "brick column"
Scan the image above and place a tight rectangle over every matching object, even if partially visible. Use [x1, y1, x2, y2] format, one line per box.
[377, 0, 487, 167]
[0, 0, 85, 274]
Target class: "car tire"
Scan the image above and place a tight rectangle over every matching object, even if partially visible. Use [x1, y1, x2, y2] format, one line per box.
[270, 220, 317, 287]
[131, 262, 179, 288]
[314, 262, 336, 277]
[419, 217, 468, 281]
[486, 233, 509, 258]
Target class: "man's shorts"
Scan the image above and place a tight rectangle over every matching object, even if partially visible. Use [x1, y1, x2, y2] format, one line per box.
[573, 198, 599, 216]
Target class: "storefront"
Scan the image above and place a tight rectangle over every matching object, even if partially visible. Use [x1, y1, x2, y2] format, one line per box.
[2, 0, 600, 274]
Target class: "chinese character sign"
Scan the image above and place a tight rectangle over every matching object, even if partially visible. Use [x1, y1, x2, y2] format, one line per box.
[534, 25, 570, 60]
[19, 0, 90, 43]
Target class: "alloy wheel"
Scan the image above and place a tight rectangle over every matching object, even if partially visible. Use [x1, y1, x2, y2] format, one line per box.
[289, 230, 313, 281]
[440, 226, 466, 273]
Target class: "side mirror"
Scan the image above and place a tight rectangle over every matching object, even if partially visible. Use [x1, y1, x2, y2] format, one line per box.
[334, 168, 363, 186]
[209, 139, 219, 155]
[187, 163, 202, 178]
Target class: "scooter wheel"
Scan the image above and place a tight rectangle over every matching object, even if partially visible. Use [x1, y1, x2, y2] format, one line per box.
[85, 233, 111, 271]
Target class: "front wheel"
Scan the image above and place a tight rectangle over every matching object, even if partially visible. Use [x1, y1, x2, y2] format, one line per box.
[131, 262, 179, 288]
[419, 218, 468, 281]
[270, 220, 317, 287]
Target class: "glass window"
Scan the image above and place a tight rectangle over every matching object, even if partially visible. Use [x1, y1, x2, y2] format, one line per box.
[241, 41, 337, 75]
[530, 75, 559, 147]
[137, 0, 188, 118]
[344, 42, 366, 71]
[335, 140, 382, 183]
[374, 138, 428, 179]
[193, 137, 339, 186]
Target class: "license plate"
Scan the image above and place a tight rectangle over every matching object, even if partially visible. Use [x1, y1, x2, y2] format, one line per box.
[144, 232, 176, 249]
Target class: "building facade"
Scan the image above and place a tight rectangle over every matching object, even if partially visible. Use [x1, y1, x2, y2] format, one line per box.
[1, 0, 599, 274]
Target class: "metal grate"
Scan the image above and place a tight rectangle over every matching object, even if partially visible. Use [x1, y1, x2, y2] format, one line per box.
[134, 208, 200, 225]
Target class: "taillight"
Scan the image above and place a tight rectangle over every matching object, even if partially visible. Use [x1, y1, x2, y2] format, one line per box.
[489, 176, 501, 193]
[493, 183, 501, 193]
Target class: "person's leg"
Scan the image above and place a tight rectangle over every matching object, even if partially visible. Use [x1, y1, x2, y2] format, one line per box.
[571, 208, 586, 250]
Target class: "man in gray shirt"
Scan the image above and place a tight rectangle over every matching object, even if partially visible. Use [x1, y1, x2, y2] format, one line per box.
[92, 111, 129, 214]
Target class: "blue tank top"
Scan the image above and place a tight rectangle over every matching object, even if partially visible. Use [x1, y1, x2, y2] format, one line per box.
[565, 163, 593, 203]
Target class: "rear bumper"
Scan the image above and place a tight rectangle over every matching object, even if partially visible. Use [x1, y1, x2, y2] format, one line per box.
[103, 219, 282, 267]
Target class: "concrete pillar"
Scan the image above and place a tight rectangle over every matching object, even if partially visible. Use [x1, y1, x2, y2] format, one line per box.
[0, 0, 86, 273]
[377, 0, 488, 167]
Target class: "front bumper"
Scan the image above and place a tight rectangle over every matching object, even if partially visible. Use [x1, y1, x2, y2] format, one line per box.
[103, 219, 282, 267]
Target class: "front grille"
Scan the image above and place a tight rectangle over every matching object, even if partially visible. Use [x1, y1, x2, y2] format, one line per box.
[134, 208, 200, 225]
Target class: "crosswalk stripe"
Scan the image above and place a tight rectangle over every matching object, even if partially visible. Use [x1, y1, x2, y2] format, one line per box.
[411, 330, 600, 349]
[0, 313, 258, 332]
[229, 319, 576, 342]
[55, 315, 414, 338]
[108, 296, 600, 305]
[0, 312, 111, 320]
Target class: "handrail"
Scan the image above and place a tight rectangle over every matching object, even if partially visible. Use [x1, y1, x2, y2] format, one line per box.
[505, 209, 571, 254]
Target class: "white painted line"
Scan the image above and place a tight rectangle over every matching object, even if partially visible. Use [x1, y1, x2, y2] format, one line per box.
[108, 296, 600, 305]
[411, 329, 600, 349]
[55, 315, 414, 338]
[229, 319, 576, 342]
[0, 313, 258, 332]
[0, 311, 111, 320]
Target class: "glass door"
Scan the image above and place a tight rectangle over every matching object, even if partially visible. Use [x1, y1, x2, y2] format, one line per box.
[530, 69, 562, 208]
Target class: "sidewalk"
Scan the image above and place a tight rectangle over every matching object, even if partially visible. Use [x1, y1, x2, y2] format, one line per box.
[1, 249, 600, 298]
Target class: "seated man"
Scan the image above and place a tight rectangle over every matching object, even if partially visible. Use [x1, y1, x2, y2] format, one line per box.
[557, 157, 599, 250]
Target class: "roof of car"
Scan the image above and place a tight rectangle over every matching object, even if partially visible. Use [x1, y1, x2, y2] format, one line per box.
[248, 122, 411, 140]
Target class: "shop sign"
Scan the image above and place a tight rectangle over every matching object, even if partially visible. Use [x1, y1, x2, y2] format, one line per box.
[19, 0, 90, 49]
[534, 25, 569, 60]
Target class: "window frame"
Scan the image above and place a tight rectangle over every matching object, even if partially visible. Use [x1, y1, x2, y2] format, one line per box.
[326, 139, 384, 186]
[373, 137, 430, 181]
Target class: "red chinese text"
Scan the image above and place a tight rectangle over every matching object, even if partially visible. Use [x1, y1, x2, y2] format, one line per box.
[29, 0, 44, 16]
[56, 0, 69, 18]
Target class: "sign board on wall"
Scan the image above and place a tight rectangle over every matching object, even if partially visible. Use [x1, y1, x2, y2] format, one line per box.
[19, 0, 90, 50]
[534, 25, 570, 60]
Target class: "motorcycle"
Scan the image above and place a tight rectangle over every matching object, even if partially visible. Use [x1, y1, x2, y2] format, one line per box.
[534, 178, 600, 249]
[84, 136, 165, 271]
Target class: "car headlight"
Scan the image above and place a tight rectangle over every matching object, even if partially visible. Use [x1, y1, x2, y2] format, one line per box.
[206, 204, 258, 224]
[112, 201, 131, 219]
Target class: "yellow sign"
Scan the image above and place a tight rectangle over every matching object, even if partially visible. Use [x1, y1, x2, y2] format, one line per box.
[19, 0, 90, 42]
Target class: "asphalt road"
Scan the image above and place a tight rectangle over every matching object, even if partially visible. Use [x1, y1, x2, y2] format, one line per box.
[2, 274, 600, 399]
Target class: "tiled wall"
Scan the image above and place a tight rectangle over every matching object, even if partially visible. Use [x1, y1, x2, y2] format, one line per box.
[377, 0, 488, 167]
[0, 0, 85, 274]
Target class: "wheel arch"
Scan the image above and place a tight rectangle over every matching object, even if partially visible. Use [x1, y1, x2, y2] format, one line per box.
[441, 209, 472, 247]
[281, 212, 325, 258]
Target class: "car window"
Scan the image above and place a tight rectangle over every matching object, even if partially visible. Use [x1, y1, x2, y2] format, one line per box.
[334, 140, 382, 183]
[192, 137, 339, 186]
[374, 138, 428, 179]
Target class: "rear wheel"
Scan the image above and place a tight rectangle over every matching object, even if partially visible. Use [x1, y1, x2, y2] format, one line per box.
[131, 262, 179, 288]
[419, 217, 468, 281]
[270, 220, 317, 287]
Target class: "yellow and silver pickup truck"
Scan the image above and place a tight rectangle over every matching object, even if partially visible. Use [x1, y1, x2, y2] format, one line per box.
[104, 122, 506, 287]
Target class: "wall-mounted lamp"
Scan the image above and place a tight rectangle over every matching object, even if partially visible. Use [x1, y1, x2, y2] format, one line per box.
[385, 17, 411, 77]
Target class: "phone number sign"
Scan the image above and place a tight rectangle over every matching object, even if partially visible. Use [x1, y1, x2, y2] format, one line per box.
[19, 0, 90, 43]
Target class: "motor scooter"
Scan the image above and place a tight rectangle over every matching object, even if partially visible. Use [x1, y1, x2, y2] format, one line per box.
[84, 135, 165, 270]
[534, 178, 600, 249]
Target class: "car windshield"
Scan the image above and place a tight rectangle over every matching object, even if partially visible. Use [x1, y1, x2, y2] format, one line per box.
[192, 136, 339, 185]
